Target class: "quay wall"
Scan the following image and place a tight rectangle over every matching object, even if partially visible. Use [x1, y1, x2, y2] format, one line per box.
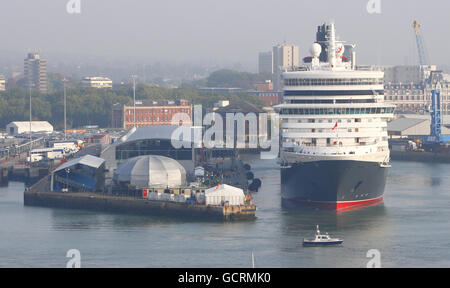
[24, 191, 256, 221]
[391, 151, 450, 163]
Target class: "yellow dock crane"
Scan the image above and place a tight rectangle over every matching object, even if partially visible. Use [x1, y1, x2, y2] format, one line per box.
[413, 20, 429, 66]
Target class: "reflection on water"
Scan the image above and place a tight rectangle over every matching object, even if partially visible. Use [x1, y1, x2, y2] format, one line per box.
[0, 181, 23, 204]
[389, 173, 444, 188]
[49, 209, 186, 232]
[280, 204, 387, 231]
[431, 177, 441, 187]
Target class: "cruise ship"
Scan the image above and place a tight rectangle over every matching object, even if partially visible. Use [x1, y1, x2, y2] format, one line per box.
[275, 22, 395, 211]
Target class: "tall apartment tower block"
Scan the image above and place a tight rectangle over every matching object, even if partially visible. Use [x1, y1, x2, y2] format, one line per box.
[0, 75, 5, 91]
[258, 51, 273, 74]
[273, 44, 299, 91]
[24, 53, 47, 93]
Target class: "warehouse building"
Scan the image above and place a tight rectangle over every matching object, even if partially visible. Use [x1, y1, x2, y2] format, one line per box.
[112, 99, 192, 129]
[388, 117, 450, 138]
[6, 121, 53, 135]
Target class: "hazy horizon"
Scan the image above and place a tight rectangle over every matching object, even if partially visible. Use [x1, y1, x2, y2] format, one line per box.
[1, 0, 450, 72]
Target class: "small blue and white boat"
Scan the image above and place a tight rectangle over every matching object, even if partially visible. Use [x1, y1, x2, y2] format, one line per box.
[303, 225, 343, 246]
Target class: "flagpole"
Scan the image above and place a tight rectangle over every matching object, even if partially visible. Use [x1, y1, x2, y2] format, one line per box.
[63, 77, 67, 140]
[332, 121, 338, 145]
[337, 121, 339, 146]
[336, 121, 338, 145]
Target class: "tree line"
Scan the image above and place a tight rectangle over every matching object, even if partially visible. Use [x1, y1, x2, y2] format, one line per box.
[0, 84, 263, 130]
[188, 69, 272, 90]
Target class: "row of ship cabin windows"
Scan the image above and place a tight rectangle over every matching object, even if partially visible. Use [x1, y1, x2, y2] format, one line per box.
[283, 127, 387, 134]
[284, 137, 389, 147]
[279, 107, 395, 115]
[288, 99, 376, 104]
[289, 118, 379, 124]
[284, 78, 383, 86]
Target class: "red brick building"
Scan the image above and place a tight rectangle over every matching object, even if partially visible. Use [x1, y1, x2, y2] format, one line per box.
[252, 92, 281, 106]
[85, 134, 112, 146]
[112, 100, 192, 129]
[250, 81, 280, 106]
[256, 82, 274, 92]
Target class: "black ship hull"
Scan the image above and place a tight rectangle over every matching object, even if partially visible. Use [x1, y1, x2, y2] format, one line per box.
[281, 160, 388, 211]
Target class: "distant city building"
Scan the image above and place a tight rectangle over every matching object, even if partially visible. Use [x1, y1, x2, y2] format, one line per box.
[112, 99, 192, 129]
[11, 72, 22, 79]
[249, 80, 280, 106]
[258, 51, 273, 74]
[213, 100, 230, 111]
[250, 91, 280, 106]
[6, 121, 53, 135]
[24, 53, 47, 93]
[197, 87, 243, 93]
[82, 77, 113, 89]
[379, 65, 437, 84]
[273, 44, 299, 91]
[371, 65, 450, 116]
[256, 80, 273, 92]
[0, 75, 5, 91]
[84, 133, 112, 146]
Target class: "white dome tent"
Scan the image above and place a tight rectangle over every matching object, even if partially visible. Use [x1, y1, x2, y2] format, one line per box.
[205, 184, 245, 206]
[113, 155, 187, 189]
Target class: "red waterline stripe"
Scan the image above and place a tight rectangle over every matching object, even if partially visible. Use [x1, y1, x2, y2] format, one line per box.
[336, 197, 384, 212]
[291, 197, 384, 212]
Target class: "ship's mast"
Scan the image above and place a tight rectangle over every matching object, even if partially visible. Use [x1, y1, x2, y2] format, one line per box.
[328, 22, 337, 69]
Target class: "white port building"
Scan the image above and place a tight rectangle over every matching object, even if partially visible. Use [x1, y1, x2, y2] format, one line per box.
[6, 121, 54, 135]
[82, 77, 113, 89]
[0, 75, 5, 91]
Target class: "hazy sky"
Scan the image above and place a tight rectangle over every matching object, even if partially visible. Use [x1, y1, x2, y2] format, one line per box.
[0, 0, 449, 69]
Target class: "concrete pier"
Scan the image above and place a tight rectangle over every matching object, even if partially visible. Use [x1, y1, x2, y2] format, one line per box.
[24, 191, 256, 221]
[24, 179, 256, 221]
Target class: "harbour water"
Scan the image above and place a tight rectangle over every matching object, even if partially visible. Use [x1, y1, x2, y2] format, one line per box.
[0, 160, 449, 268]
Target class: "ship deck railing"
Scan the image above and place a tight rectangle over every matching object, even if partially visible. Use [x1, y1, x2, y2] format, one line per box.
[285, 142, 378, 149]
[283, 145, 388, 156]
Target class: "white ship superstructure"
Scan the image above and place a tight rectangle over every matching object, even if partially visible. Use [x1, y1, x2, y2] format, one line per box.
[275, 22, 395, 211]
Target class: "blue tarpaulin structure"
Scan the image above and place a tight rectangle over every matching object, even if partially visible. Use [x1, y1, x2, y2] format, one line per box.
[51, 155, 105, 192]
